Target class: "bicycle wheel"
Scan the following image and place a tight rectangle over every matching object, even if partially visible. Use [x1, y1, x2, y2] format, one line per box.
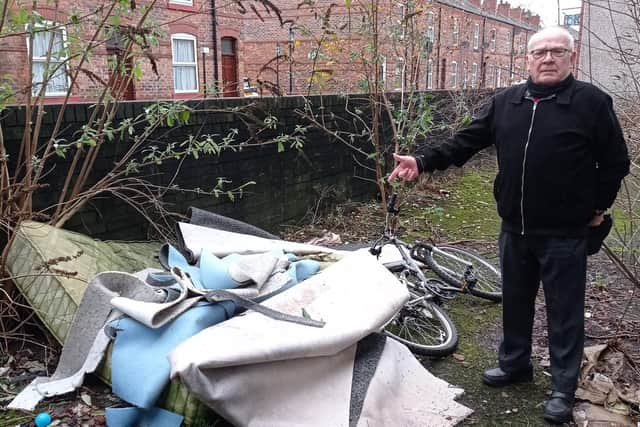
[418, 245, 502, 302]
[384, 290, 458, 357]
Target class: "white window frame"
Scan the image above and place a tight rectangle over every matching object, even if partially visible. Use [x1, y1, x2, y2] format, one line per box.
[379, 55, 387, 83]
[451, 61, 457, 88]
[490, 28, 497, 51]
[427, 58, 433, 89]
[471, 62, 478, 88]
[171, 33, 199, 93]
[473, 23, 479, 50]
[463, 61, 468, 89]
[26, 21, 70, 96]
[505, 31, 511, 53]
[426, 12, 435, 44]
[496, 66, 502, 87]
[169, 0, 193, 5]
[453, 18, 459, 45]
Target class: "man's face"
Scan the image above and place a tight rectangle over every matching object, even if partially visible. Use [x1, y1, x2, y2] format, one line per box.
[526, 32, 576, 85]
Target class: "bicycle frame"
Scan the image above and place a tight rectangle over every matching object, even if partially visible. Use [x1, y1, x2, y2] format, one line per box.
[370, 194, 479, 297]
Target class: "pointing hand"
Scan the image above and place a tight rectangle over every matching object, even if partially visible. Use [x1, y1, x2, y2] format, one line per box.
[388, 153, 419, 182]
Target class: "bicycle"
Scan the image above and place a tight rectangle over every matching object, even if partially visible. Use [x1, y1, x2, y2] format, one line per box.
[370, 194, 502, 357]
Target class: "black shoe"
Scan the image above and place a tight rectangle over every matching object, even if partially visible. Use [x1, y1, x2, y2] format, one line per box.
[481, 365, 533, 387]
[543, 391, 574, 424]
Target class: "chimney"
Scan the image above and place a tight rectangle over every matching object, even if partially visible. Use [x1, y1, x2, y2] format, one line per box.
[530, 15, 540, 29]
[497, 2, 510, 17]
[509, 6, 523, 21]
[482, 0, 497, 14]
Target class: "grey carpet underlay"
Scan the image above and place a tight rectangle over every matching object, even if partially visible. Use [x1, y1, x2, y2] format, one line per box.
[54, 270, 164, 376]
[349, 333, 387, 427]
[9, 270, 165, 410]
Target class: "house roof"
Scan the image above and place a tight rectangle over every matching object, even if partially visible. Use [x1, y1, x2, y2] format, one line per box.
[437, 0, 538, 31]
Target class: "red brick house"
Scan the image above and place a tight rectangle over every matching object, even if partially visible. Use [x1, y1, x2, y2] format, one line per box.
[240, 0, 539, 95]
[0, 0, 539, 104]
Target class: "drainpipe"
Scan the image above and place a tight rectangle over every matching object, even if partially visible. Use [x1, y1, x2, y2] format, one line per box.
[211, 0, 220, 95]
[436, 5, 442, 89]
[480, 15, 486, 88]
[509, 25, 515, 83]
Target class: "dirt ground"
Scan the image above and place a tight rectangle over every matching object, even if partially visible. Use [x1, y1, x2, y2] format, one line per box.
[1, 166, 639, 426]
[280, 168, 640, 426]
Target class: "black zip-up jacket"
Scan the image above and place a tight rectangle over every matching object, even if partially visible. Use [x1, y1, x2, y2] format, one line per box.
[415, 75, 630, 237]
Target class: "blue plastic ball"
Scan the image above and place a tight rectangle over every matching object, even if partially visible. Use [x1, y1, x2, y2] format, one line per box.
[34, 412, 52, 427]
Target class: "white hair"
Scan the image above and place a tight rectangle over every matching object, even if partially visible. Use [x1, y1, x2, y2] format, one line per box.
[527, 26, 574, 52]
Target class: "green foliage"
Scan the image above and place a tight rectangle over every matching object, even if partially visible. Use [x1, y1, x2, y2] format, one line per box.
[391, 92, 435, 153]
[144, 101, 192, 127]
[0, 76, 15, 112]
[275, 124, 307, 152]
[0, 1, 307, 246]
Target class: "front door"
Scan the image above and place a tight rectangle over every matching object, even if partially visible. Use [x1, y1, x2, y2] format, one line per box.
[221, 37, 239, 97]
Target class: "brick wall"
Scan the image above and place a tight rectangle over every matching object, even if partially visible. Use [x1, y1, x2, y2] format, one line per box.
[0, 0, 537, 104]
[239, 0, 536, 94]
[2, 94, 387, 239]
[0, 0, 217, 104]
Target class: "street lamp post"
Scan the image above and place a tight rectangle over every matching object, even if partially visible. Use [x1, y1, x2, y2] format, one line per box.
[288, 27, 294, 94]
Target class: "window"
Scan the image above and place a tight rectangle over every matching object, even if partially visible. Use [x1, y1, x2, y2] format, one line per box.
[396, 4, 406, 41]
[379, 55, 387, 83]
[505, 31, 511, 53]
[169, 0, 193, 5]
[29, 24, 69, 96]
[427, 59, 433, 89]
[496, 66, 501, 87]
[426, 12, 435, 45]
[564, 14, 580, 26]
[451, 61, 457, 88]
[490, 28, 497, 51]
[463, 61, 468, 89]
[486, 64, 493, 88]
[453, 18, 459, 45]
[221, 37, 234, 55]
[171, 33, 198, 92]
[471, 63, 478, 87]
[473, 23, 480, 50]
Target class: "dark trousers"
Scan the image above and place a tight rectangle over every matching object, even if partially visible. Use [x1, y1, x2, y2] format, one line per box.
[498, 230, 587, 393]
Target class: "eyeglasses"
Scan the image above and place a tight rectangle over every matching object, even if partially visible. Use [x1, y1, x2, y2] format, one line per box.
[529, 48, 571, 60]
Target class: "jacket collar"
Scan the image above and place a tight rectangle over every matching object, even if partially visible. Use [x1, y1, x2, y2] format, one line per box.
[508, 74, 575, 105]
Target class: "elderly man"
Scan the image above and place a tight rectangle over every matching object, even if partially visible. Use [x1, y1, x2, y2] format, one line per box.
[389, 26, 629, 424]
